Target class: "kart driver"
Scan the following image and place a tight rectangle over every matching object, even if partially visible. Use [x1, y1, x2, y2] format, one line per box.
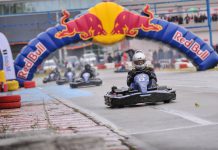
[49, 67, 60, 79]
[80, 64, 96, 78]
[64, 67, 75, 78]
[127, 50, 157, 88]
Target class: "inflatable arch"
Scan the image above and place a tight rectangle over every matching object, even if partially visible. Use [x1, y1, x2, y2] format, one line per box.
[14, 2, 218, 85]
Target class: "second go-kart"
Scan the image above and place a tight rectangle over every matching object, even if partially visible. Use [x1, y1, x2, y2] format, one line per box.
[114, 65, 129, 73]
[70, 72, 102, 88]
[104, 73, 176, 108]
[43, 71, 60, 83]
[56, 70, 75, 85]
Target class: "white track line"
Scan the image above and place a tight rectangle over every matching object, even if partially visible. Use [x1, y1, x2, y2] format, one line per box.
[130, 123, 218, 135]
[152, 107, 214, 125]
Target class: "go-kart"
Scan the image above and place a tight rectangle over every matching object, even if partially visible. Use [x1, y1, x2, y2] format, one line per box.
[70, 72, 102, 88]
[114, 65, 129, 73]
[104, 73, 176, 108]
[43, 72, 60, 83]
[56, 71, 75, 85]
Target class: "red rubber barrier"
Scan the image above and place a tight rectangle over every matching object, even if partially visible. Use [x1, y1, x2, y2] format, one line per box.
[97, 64, 106, 70]
[24, 81, 36, 88]
[0, 101, 21, 109]
[0, 95, 21, 103]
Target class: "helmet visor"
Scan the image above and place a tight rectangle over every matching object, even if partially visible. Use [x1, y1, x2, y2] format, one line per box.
[134, 60, 145, 65]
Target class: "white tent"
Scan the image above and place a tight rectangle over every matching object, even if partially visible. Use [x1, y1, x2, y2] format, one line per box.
[0, 32, 16, 80]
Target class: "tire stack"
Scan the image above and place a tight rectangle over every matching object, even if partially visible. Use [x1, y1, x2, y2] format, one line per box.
[0, 82, 8, 92]
[0, 95, 21, 109]
[24, 81, 36, 88]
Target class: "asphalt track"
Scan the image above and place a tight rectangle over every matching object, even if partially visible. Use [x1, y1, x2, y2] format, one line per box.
[35, 69, 218, 150]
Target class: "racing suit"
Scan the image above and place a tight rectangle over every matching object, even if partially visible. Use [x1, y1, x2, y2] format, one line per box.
[80, 68, 96, 78]
[127, 67, 157, 87]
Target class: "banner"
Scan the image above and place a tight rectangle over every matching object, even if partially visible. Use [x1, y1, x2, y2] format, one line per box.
[0, 32, 16, 80]
[0, 49, 3, 70]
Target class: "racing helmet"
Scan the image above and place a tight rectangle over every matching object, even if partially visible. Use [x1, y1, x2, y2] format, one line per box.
[84, 64, 91, 70]
[67, 67, 71, 72]
[132, 50, 146, 69]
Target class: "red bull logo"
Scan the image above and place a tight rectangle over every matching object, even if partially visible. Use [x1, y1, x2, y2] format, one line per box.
[55, 3, 162, 44]
[111, 5, 162, 37]
[55, 10, 106, 40]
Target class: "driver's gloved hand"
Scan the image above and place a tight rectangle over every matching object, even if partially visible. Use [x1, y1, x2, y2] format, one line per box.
[128, 87, 134, 91]
[111, 86, 117, 93]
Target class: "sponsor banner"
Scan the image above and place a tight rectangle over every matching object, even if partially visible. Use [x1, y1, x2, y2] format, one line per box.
[173, 31, 210, 61]
[0, 32, 16, 80]
[16, 42, 47, 80]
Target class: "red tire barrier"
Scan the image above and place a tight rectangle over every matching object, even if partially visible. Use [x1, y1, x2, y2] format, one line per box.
[0, 95, 21, 103]
[0, 83, 8, 92]
[0, 101, 21, 109]
[97, 64, 106, 70]
[115, 63, 122, 68]
[179, 63, 188, 69]
[3, 83, 8, 92]
[24, 81, 36, 88]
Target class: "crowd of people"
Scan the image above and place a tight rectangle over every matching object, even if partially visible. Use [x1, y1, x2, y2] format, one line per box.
[106, 49, 135, 63]
[160, 13, 218, 24]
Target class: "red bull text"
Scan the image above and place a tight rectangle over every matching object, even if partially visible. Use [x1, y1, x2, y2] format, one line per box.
[173, 31, 210, 60]
[17, 42, 46, 79]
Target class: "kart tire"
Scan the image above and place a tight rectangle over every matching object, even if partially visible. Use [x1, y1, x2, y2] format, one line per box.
[0, 101, 21, 109]
[164, 99, 172, 103]
[43, 79, 47, 83]
[70, 83, 77, 88]
[96, 83, 102, 86]
[93, 79, 102, 86]
[56, 79, 66, 85]
[0, 95, 21, 103]
[96, 81, 102, 86]
[24, 81, 36, 88]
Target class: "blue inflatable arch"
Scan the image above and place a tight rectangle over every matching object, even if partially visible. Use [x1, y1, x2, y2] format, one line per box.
[14, 3, 218, 85]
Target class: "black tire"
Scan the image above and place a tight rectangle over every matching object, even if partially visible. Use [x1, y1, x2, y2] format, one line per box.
[164, 99, 172, 103]
[70, 83, 78, 88]
[43, 79, 47, 84]
[96, 83, 102, 86]
[56, 79, 66, 85]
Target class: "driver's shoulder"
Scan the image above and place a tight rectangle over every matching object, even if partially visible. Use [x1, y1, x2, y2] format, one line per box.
[144, 67, 154, 72]
[127, 69, 136, 75]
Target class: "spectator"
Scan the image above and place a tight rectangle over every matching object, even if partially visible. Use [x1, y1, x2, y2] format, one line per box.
[158, 47, 164, 60]
[122, 52, 128, 63]
[107, 53, 113, 63]
[185, 14, 190, 24]
[115, 52, 121, 63]
[160, 13, 218, 24]
[126, 49, 135, 61]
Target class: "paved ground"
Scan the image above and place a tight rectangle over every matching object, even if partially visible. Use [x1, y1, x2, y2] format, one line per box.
[1, 69, 218, 150]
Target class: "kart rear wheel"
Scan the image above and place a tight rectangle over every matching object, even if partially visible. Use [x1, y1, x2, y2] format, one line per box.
[43, 79, 47, 83]
[70, 83, 77, 88]
[56, 79, 67, 85]
[164, 99, 172, 103]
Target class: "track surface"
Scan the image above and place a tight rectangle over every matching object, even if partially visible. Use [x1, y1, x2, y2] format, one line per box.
[36, 70, 218, 150]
